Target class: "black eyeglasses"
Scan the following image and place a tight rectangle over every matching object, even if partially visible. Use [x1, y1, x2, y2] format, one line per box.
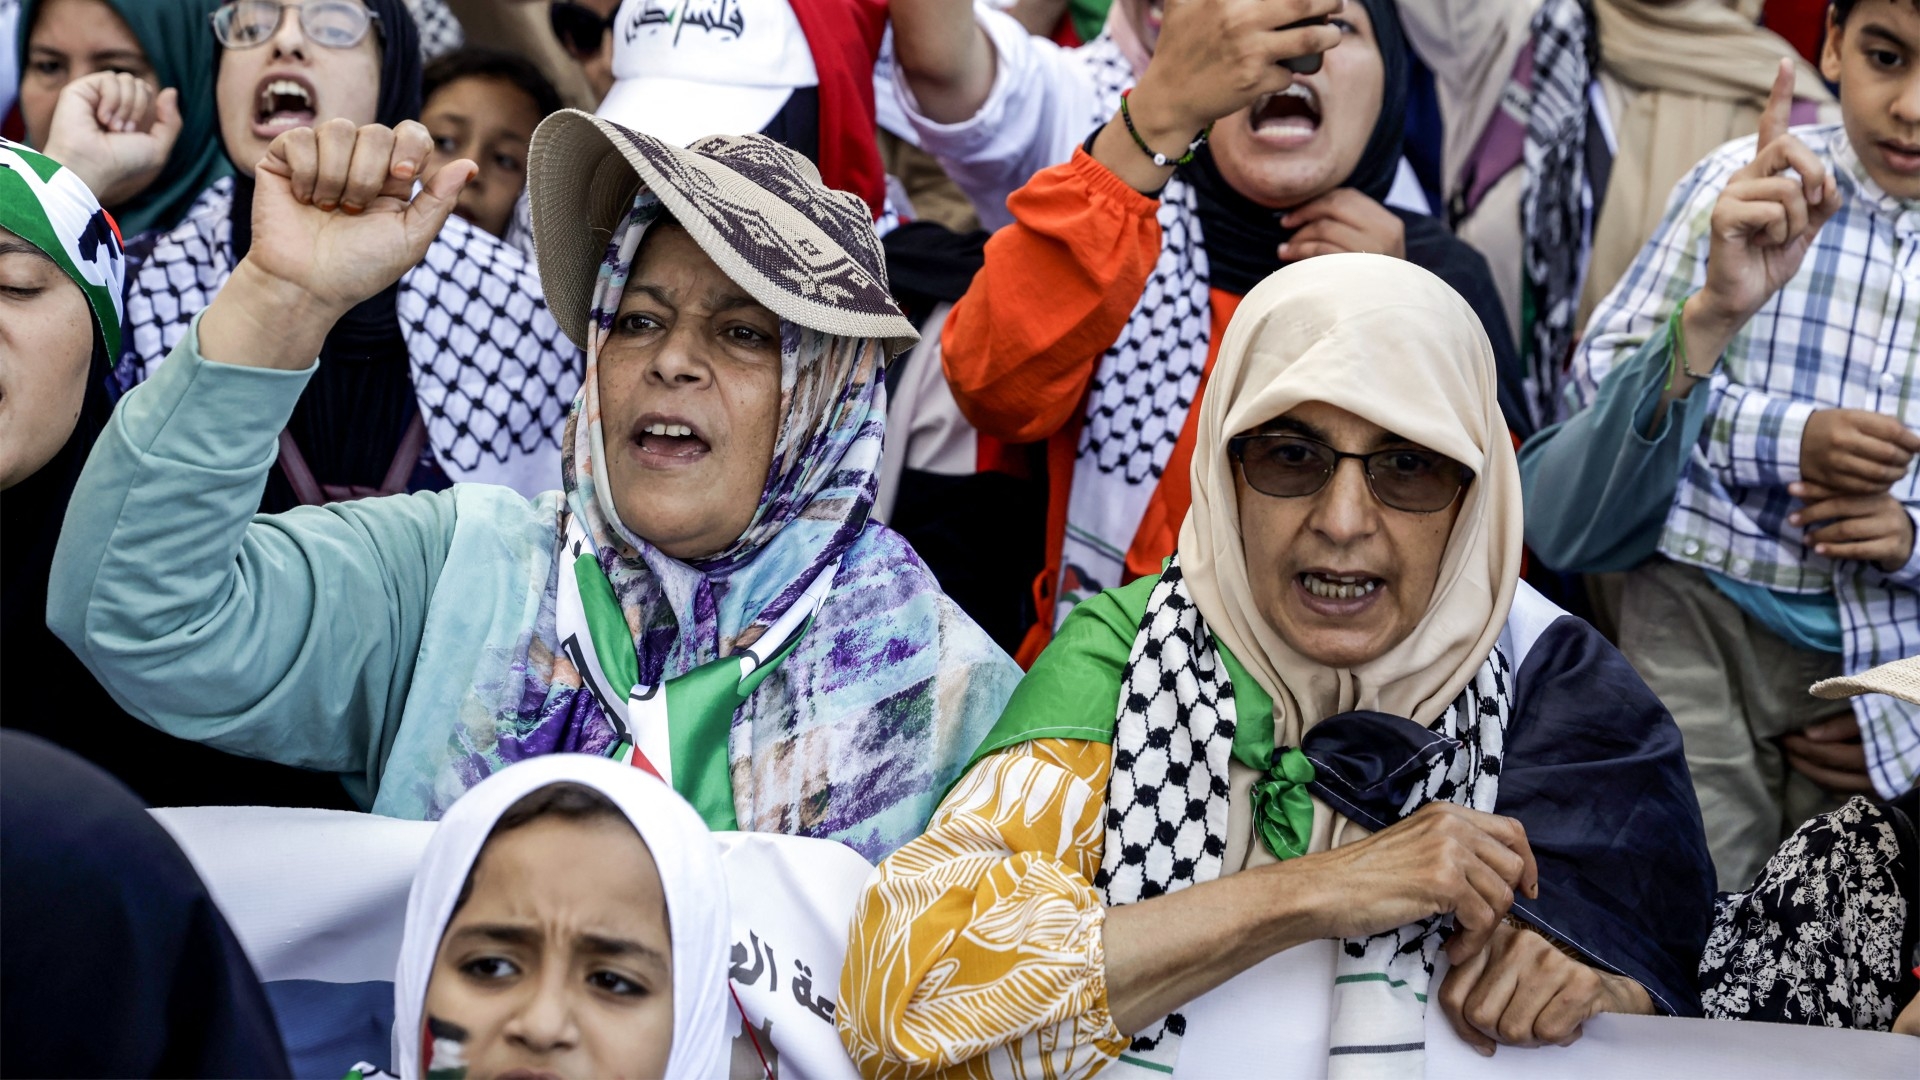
[211, 1, 381, 50]
[1229, 433, 1473, 514]
[549, 1, 619, 60]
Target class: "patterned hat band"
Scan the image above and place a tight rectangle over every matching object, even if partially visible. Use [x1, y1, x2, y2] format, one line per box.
[525, 110, 917, 358]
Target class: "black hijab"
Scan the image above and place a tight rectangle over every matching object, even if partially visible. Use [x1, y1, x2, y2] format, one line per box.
[223, 0, 429, 511]
[1181, 0, 1533, 438]
[0, 731, 292, 1078]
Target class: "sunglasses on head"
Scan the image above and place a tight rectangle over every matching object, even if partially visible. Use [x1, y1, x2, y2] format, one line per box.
[211, 0, 381, 50]
[549, 1, 620, 60]
[1228, 433, 1474, 514]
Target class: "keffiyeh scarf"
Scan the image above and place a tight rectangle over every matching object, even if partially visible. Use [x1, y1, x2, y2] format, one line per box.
[1057, 38, 1213, 620]
[1519, 0, 1597, 429]
[1099, 559, 1510, 1077]
[117, 177, 580, 496]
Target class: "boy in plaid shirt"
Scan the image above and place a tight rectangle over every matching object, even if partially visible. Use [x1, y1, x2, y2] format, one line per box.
[1520, 0, 1920, 889]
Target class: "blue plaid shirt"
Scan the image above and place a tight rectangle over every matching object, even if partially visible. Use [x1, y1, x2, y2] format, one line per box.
[1573, 124, 1920, 797]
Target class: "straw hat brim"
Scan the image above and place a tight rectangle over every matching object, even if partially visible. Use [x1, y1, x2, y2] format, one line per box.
[526, 110, 917, 356]
[1810, 654, 1920, 705]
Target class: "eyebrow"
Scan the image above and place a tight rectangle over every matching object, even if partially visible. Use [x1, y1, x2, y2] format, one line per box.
[1258, 416, 1415, 451]
[449, 923, 669, 968]
[1857, 24, 1915, 53]
[625, 281, 770, 318]
[0, 241, 55, 264]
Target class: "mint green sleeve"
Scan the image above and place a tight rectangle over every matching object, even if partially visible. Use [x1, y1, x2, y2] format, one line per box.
[47, 316, 457, 797]
[1516, 322, 1715, 574]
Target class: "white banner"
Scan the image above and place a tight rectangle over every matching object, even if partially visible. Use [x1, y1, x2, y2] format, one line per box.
[155, 807, 1916, 1080]
[152, 806, 873, 1080]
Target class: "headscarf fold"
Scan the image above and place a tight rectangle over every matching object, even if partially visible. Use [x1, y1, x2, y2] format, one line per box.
[1177, 253, 1524, 745]
[16, 0, 231, 238]
[391, 754, 728, 1080]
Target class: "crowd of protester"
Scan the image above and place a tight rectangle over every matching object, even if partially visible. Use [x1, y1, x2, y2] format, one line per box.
[1, 0, 1918, 1076]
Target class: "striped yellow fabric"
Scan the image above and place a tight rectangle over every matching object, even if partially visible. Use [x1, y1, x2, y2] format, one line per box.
[838, 740, 1129, 1079]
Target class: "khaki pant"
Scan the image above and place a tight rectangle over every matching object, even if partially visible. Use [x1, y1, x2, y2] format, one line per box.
[1616, 558, 1848, 891]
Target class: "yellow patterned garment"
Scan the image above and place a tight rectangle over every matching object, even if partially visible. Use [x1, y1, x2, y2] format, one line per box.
[837, 738, 1128, 1079]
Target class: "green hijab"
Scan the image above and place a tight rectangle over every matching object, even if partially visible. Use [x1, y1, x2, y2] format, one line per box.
[17, 0, 230, 237]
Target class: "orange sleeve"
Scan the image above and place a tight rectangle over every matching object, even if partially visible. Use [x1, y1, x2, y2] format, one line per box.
[940, 149, 1163, 444]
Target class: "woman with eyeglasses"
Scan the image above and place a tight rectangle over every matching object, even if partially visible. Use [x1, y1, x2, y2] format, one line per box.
[838, 256, 1716, 1077]
[115, 0, 580, 510]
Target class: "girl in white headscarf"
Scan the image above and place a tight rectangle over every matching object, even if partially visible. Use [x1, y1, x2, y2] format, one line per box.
[840, 255, 1714, 1079]
[388, 754, 728, 1080]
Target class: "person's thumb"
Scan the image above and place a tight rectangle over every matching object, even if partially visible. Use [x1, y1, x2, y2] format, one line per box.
[149, 88, 183, 149]
[404, 158, 476, 255]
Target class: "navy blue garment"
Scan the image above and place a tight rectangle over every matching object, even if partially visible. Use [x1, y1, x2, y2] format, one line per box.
[1302, 610, 1715, 1018]
[0, 732, 292, 1078]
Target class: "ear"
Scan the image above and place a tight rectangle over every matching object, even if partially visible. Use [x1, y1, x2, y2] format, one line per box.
[1820, 5, 1845, 85]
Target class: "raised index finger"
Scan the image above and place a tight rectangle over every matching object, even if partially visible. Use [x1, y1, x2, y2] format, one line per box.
[1757, 56, 1794, 153]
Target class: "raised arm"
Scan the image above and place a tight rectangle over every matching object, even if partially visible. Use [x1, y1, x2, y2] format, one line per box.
[889, 0, 1000, 125]
[47, 121, 477, 791]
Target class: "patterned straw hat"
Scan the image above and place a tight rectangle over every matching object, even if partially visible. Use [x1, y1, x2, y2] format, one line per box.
[1811, 655, 1920, 705]
[525, 109, 916, 356]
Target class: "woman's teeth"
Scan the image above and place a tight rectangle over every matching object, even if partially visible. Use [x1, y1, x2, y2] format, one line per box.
[643, 422, 694, 437]
[1302, 572, 1379, 600]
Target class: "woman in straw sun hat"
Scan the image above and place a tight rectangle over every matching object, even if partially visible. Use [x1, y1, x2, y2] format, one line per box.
[1699, 655, 1920, 1036]
[48, 110, 1020, 859]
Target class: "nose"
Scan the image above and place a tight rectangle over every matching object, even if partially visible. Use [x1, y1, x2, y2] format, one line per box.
[503, 968, 582, 1055]
[269, 5, 309, 60]
[1304, 457, 1380, 546]
[1894, 73, 1920, 127]
[644, 327, 713, 389]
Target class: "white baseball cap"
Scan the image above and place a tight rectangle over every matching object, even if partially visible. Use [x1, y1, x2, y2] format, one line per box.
[596, 0, 819, 148]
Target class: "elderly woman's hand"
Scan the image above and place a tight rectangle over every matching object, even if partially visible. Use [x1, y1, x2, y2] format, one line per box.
[1301, 802, 1537, 964]
[198, 120, 475, 371]
[1437, 921, 1652, 1055]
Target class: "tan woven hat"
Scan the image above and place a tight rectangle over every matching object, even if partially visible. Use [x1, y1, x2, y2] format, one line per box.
[525, 109, 917, 356]
[1811, 655, 1920, 705]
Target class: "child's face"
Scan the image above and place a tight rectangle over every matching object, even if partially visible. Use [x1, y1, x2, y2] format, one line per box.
[422, 75, 546, 238]
[1823, 0, 1920, 201]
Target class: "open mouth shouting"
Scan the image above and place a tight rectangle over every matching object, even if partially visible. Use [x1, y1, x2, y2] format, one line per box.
[629, 413, 711, 467]
[1296, 569, 1383, 615]
[252, 72, 318, 139]
[1249, 83, 1322, 150]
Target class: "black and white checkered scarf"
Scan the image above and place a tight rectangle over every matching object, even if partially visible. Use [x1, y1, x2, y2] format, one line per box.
[1097, 557, 1510, 1077]
[118, 177, 581, 497]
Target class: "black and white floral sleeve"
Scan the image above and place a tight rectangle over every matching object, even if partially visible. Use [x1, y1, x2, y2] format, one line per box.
[1700, 795, 1919, 1031]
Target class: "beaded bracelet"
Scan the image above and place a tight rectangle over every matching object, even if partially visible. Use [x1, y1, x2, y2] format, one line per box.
[1662, 296, 1720, 392]
[1119, 88, 1211, 168]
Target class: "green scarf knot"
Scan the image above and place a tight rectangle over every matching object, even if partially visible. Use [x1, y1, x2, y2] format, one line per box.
[1250, 746, 1316, 861]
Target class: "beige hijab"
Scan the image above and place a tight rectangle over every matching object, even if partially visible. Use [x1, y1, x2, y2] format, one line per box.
[1582, 0, 1839, 323]
[1179, 255, 1525, 751]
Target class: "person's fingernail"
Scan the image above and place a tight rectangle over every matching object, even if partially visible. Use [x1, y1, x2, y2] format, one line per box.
[1477, 1045, 1495, 1058]
[1789, 513, 1801, 525]
[316, 199, 337, 212]
[394, 162, 417, 179]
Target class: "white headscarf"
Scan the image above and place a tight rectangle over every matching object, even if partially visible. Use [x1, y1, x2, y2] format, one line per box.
[1179, 253, 1525, 749]
[390, 754, 730, 1080]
